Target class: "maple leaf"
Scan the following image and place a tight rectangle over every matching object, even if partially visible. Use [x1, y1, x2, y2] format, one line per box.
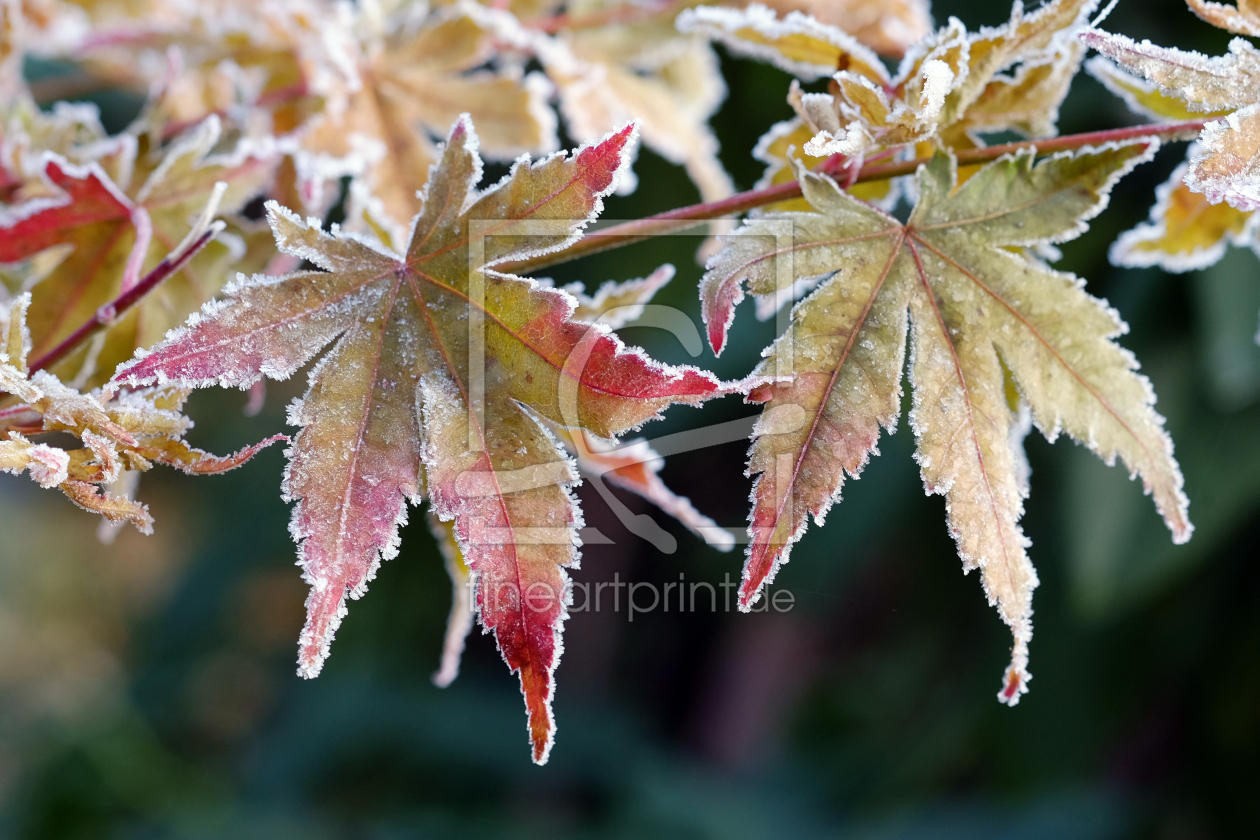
[699, 142, 1192, 704]
[427, 509, 475, 688]
[65, 0, 327, 138]
[1, 96, 134, 207]
[114, 116, 731, 764]
[537, 1, 735, 205]
[0, 293, 282, 532]
[42, 0, 557, 239]
[1084, 47, 1258, 272]
[1081, 23, 1260, 211]
[677, 4, 892, 86]
[425, 260, 730, 691]
[685, 0, 1092, 165]
[752, 0, 932, 58]
[1, 0, 23, 101]
[301, 1, 557, 239]
[0, 115, 280, 387]
[558, 262, 734, 550]
[557, 426, 735, 549]
[1110, 147, 1260, 271]
[427, 421, 736, 690]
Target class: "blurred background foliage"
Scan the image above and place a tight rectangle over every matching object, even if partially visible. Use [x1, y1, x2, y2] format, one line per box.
[2, 0, 1259, 837]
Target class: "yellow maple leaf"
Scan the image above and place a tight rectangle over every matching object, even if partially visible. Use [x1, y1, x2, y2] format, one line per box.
[301, 2, 558, 238]
[537, 0, 735, 205]
[1084, 40, 1257, 271]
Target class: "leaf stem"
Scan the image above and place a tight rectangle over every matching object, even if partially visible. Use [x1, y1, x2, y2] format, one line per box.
[28, 227, 220, 375]
[499, 119, 1207, 275]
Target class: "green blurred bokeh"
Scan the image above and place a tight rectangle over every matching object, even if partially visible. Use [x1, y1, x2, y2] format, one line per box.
[2, 0, 1259, 837]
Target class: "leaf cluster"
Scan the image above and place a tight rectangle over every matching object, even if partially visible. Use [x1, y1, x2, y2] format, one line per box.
[4, 0, 1250, 764]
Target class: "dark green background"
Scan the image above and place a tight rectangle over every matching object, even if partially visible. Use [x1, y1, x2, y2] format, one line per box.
[2, 0, 1258, 836]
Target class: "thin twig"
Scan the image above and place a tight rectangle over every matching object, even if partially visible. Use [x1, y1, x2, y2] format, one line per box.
[499, 119, 1208, 275]
[28, 227, 220, 375]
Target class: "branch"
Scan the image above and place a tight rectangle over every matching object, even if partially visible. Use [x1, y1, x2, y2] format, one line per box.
[499, 120, 1208, 276]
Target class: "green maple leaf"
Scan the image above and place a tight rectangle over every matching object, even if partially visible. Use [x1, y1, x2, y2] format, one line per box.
[701, 141, 1192, 702]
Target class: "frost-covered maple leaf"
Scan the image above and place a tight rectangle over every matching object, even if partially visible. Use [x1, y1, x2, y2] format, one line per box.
[755, 0, 932, 58]
[1083, 38, 1260, 271]
[67, 0, 327, 137]
[700, 142, 1192, 705]
[420, 261, 731, 694]
[301, 1, 558, 239]
[115, 116, 730, 763]
[1187, 0, 1260, 37]
[535, 0, 735, 206]
[1082, 10, 1260, 212]
[1, 0, 24, 101]
[683, 0, 1091, 168]
[1108, 144, 1260, 271]
[0, 115, 279, 386]
[29, 0, 556, 239]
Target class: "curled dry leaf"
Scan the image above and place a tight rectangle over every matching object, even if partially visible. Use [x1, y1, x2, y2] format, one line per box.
[115, 117, 732, 764]
[0, 294, 282, 533]
[688, 0, 1091, 228]
[699, 142, 1191, 705]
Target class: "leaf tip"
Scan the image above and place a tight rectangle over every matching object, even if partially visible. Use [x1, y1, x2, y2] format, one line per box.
[296, 582, 348, 680]
[574, 120, 639, 198]
[998, 664, 1030, 706]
